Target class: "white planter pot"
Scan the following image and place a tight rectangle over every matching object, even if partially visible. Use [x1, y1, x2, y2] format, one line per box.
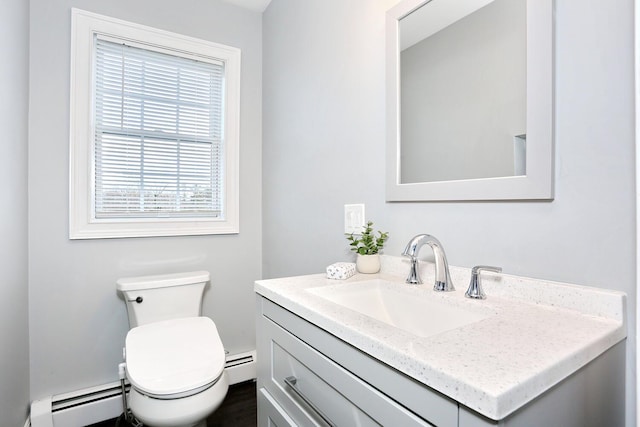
[356, 254, 380, 274]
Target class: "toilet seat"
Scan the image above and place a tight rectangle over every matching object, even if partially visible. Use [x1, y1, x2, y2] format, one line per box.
[125, 317, 226, 399]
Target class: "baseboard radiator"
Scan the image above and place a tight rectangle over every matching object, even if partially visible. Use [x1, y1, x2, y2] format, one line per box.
[30, 350, 256, 427]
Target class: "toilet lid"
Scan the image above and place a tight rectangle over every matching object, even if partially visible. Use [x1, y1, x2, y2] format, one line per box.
[125, 317, 225, 397]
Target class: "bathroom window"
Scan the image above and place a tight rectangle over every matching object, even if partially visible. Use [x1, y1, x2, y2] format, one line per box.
[69, 9, 240, 239]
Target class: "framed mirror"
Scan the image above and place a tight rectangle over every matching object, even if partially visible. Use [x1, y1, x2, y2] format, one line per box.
[386, 0, 554, 201]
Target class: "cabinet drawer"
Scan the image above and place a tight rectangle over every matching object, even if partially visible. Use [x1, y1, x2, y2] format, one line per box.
[260, 313, 433, 427]
[257, 387, 297, 427]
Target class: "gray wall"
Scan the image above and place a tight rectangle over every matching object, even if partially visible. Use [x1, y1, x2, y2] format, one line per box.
[28, 0, 262, 398]
[0, 0, 31, 424]
[263, 0, 636, 425]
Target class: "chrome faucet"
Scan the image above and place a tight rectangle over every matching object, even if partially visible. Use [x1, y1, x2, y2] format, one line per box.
[465, 265, 502, 299]
[402, 234, 454, 291]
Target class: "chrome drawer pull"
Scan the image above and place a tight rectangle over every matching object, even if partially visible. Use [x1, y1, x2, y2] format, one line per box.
[284, 376, 336, 427]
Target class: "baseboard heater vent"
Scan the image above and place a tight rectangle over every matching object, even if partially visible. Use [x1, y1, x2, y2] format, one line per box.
[52, 382, 130, 414]
[226, 351, 254, 368]
[31, 381, 126, 427]
[30, 350, 256, 427]
[224, 350, 257, 385]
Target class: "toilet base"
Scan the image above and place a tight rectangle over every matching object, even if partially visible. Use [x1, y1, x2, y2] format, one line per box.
[129, 372, 229, 427]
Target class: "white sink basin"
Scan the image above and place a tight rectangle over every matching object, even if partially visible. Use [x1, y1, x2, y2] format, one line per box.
[307, 279, 493, 338]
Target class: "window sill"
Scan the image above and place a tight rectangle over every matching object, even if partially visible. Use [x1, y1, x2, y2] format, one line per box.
[69, 216, 239, 239]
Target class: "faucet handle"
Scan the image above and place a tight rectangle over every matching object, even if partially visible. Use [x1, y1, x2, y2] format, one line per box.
[465, 265, 502, 300]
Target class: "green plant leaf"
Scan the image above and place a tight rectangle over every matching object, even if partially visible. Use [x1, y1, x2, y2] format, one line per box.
[345, 221, 388, 256]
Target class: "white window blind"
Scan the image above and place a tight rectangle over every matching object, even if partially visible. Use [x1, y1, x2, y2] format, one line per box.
[94, 37, 225, 219]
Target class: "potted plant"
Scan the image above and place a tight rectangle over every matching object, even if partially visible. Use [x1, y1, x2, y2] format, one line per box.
[346, 221, 389, 273]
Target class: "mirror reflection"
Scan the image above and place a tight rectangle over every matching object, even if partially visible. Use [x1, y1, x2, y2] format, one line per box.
[399, 0, 527, 184]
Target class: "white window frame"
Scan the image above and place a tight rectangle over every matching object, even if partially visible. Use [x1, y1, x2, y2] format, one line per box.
[69, 9, 240, 239]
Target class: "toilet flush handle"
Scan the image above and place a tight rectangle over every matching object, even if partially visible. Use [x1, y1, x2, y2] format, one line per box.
[127, 296, 143, 304]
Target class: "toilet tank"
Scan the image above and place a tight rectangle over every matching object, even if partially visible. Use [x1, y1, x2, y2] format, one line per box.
[116, 271, 210, 328]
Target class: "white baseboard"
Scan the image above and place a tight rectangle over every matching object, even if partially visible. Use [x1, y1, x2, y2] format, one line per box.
[54, 391, 123, 427]
[30, 350, 256, 427]
[31, 381, 126, 427]
[225, 350, 257, 385]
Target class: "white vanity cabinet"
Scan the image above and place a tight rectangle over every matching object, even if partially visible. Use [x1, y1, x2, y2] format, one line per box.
[256, 296, 458, 427]
[256, 292, 625, 427]
[256, 263, 627, 427]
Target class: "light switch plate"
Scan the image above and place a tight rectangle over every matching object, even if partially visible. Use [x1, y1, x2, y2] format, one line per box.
[344, 204, 365, 234]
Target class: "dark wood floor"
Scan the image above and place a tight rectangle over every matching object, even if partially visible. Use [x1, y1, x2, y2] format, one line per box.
[206, 380, 257, 427]
[87, 380, 257, 427]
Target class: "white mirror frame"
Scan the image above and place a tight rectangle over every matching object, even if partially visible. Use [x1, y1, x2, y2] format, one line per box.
[386, 0, 554, 201]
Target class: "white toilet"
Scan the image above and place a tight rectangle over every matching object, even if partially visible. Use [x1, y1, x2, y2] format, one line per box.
[117, 271, 229, 427]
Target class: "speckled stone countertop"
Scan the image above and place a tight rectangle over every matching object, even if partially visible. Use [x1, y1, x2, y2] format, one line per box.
[254, 256, 626, 421]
